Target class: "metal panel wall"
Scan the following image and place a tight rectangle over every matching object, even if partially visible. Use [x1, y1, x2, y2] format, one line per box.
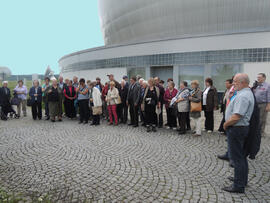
[98, 0, 270, 45]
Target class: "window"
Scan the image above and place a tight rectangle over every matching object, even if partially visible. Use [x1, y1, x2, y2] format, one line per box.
[211, 64, 242, 92]
[179, 66, 205, 88]
[127, 67, 146, 79]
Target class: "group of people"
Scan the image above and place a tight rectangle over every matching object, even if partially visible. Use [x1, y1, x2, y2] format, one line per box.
[0, 73, 269, 136]
[0, 72, 269, 194]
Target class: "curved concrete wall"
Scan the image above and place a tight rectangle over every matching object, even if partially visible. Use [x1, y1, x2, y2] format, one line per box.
[99, 0, 270, 45]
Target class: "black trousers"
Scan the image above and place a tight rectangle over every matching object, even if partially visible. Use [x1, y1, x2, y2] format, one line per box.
[178, 112, 188, 132]
[218, 111, 226, 132]
[139, 105, 145, 124]
[129, 100, 139, 125]
[31, 101, 42, 119]
[65, 99, 76, 118]
[158, 104, 164, 127]
[119, 103, 128, 123]
[186, 112, 191, 129]
[78, 99, 89, 122]
[145, 104, 157, 125]
[166, 108, 177, 127]
[92, 115, 100, 125]
[204, 110, 214, 131]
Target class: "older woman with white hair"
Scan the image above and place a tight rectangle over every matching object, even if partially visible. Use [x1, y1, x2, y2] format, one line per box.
[29, 80, 43, 120]
[45, 78, 63, 122]
[0, 81, 18, 120]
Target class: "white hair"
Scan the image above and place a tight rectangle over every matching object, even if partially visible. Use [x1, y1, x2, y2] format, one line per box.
[142, 80, 148, 85]
[2, 81, 8, 85]
[139, 78, 144, 83]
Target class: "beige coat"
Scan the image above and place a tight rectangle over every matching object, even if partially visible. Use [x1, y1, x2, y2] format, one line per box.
[106, 87, 119, 105]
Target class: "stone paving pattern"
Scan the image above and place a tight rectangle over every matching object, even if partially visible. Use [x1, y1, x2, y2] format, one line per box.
[0, 112, 270, 202]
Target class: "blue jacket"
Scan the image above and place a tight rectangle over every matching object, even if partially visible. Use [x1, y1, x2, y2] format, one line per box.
[29, 86, 42, 103]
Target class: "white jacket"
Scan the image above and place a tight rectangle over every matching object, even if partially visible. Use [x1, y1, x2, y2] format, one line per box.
[92, 87, 102, 107]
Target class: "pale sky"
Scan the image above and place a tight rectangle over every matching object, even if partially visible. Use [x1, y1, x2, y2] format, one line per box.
[0, 0, 104, 75]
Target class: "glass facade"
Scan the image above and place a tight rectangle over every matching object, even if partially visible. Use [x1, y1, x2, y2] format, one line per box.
[127, 67, 146, 80]
[62, 48, 270, 73]
[211, 64, 242, 91]
[179, 66, 205, 89]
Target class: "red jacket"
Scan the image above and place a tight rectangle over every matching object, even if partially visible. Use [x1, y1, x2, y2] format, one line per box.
[102, 84, 109, 101]
[163, 88, 178, 109]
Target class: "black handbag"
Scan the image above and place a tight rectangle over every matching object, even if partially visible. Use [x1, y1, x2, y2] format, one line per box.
[27, 98, 33, 107]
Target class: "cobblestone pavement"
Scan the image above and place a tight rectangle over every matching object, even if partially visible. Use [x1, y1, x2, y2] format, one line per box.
[0, 113, 270, 203]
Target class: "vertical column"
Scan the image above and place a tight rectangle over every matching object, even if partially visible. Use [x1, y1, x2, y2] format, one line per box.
[173, 65, 179, 87]
[145, 66, 151, 79]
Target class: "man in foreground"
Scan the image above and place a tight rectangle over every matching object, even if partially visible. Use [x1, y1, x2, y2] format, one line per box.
[222, 73, 254, 193]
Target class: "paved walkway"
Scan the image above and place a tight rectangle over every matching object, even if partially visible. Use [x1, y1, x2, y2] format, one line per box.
[0, 114, 269, 202]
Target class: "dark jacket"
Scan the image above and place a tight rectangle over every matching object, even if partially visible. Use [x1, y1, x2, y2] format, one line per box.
[220, 89, 229, 113]
[29, 86, 42, 103]
[244, 93, 261, 160]
[157, 84, 165, 104]
[45, 86, 63, 102]
[202, 86, 218, 111]
[127, 82, 141, 105]
[120, 85, 129, 105]
[0, 87, 11, 106]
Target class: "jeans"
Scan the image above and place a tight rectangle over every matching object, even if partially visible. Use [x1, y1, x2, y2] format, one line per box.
[45, 102, 49, 118]
[227, 126, 249, 188]
[74, 99, 78, 115]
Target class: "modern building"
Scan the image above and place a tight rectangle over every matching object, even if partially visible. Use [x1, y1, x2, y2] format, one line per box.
[59, 0, 270, 92]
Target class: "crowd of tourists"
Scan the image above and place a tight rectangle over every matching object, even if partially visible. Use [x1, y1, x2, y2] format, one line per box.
[0, 72, 269, 193]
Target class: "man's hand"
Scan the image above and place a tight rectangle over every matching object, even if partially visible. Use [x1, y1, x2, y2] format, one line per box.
[126, 101, 129, 106]
[34, 94, 38, 97]
[223, 122, 228, 131]
[266, 103, 270, 112]
[223, 114, 241, 131]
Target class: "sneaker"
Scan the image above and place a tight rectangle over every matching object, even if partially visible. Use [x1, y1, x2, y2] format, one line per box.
[166, 126, 171, 130]
[207, 130, 213, 133]
[172, 127, 177, 130]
